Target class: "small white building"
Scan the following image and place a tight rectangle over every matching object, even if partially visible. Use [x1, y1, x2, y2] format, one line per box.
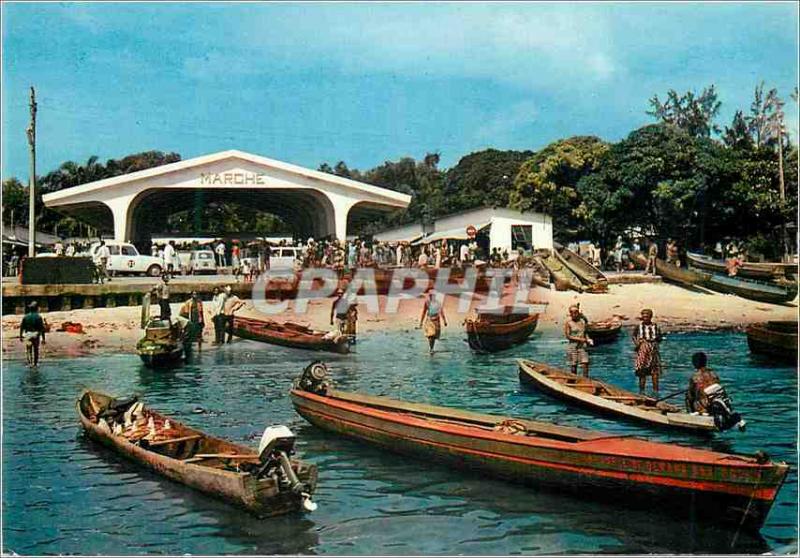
[373, 207, 553, 252]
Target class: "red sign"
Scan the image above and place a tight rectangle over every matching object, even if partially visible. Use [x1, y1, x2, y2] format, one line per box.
[466, 225, 477, 238]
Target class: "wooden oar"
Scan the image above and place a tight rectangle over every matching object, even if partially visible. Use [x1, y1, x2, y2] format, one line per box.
[654, 389, 687, 403]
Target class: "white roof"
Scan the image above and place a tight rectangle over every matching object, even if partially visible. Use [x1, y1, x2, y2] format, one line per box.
[42, 149, 411, 207]
[413, 223, 491, 244]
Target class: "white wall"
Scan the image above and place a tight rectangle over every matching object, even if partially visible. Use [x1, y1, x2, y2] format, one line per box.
[489, 213, 552, 252]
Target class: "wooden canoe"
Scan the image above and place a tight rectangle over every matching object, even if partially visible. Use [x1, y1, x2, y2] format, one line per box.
[518, 359, 718, 433]
[232, 316, 350, 353]
[704, 274, 798, 305]
[585, 321, 622, 345]
[465, 310, 539, 352]
[632, 253, 711, 288]
[290, 385, 788, 532]
[78, 390, 318, 516]
[687, 252, 796, 281]
[556, 245, 608, 288]
[136, 318, 185, 368]
[539, 251, 583, 292]
[746, 321, 798, 362]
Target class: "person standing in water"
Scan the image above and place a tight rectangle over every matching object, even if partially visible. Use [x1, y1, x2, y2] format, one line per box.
[419, 289, 448, 353]
[564, 304, 593, 377]
[632, 308, 663, 393]
[179, 291, 205, 352]
[19, 301, 46, 367]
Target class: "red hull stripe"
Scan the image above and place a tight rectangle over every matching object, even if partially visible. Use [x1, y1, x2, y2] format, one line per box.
[296, 403, 778, 502]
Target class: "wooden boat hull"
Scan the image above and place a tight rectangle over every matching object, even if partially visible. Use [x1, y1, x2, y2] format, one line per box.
[705, 274, 797, 305]
[290, 388, 787, 532]
[585, 322, 622, 345]
[78, 391, 317, 517]
[632, 254, 711, 288]
[137, 344, 184, 368]
[746, 321, 798, 362]
[465, 314, 539, 352]
[233, 316, 350, 354]
[518, 360, 717, 433]
[539, 252, 583, 292]
[687, 252, 796, 281]
[556, 246, 608, 288]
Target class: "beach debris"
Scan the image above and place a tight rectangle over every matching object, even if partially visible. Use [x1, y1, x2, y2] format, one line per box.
[58, 321, 85, 334]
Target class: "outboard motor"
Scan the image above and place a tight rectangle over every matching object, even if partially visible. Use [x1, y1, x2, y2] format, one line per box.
[256, 425, 317, 512]
[704, 383, 746, 432]
[295, 361, 330, 395]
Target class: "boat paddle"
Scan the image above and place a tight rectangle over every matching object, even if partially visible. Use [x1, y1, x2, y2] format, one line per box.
[654, 388, 687, 403]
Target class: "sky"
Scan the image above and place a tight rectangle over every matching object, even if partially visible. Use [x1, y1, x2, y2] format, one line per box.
[1, 2, 798, 180]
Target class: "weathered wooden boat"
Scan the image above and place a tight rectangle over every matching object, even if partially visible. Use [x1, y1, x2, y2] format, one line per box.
[539, 251, 583, 292]
[704, 274, 798, 305]
[746, 321, 798, 362]
[556, 245, 608, 290]
[585, 320, 622, 344]
[289, 364, 787, 532]
[232, 316, 350, 353]
[78, 390, 318, 516]
[136, 317, 185, 368]
[687, 252, 796, 282]
[632, 253, 711, 288]
[464, 307, 539, 352]
[518, 359, 722, 433]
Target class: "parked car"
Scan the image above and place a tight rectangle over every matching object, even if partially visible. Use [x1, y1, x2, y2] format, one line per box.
[270, 246, 303, 271]
[88, 241, 164, 277]
[188, 250, 217, 275]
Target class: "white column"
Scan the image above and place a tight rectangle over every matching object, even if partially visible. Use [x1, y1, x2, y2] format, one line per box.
[325, 193, 358, 241]
[103, 194, 137, 242]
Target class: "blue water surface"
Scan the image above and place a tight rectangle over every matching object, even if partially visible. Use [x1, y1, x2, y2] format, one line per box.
[2, 328, 797, 555]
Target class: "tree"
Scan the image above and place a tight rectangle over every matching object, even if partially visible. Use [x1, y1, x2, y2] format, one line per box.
[2, 178, 26, 225]
[510, 137, 608, 238]
[647, 85, 721, 137]
[723, 111, 753, 151]
[442, 149, 532, 214]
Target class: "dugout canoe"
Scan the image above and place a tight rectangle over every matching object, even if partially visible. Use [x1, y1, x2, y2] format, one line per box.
[136, 317, 185, 369]
[290, 380, 788, 532]
[556, 245, 608, 289]
[746, 321, 798, 362]
[539, 251, 583, 292]
[585, 321, 622, 345]
[687, 252, 796, 282]
[465, 309, 539, 352]
[232, 316, 350, 353]
[517, 359, 718, 433]
[78, 390, 318, 517]
[704, 274, 798, 305]
[632, 253, 712, 288]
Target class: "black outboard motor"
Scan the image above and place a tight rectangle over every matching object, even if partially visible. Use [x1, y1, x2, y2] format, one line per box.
[704, 383, 746, 432]
[256, 425, 317, 512]
[295, 361, 330, 395]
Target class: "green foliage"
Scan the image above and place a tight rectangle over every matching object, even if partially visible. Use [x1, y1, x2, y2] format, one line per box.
[647, 85, 721, 137]
[443, 149, 532, 213]
[510, 137, 609, 236]
[2, 177, 26, 224]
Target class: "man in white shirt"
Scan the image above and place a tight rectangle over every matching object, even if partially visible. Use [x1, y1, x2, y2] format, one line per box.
[94, 241, 111, 284]
[215, 241, 226, 268]
[54, 241, 64, 256]
[210, 286, 227, 344]
[164, 241, 176, 278]
[222, 286, 245, 343]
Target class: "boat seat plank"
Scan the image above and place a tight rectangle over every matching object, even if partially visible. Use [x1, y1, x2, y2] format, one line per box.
[184, 453, 259, 462]
[148, 434, 203, 447]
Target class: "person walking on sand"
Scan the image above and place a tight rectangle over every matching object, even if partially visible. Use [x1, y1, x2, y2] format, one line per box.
[179, 291, 205, 352]
[564, 304, 593, 377]
[215, 240, 226, 268]
[645, 241, 658, 275]
[633, 308, 662, 393]
[223, 286, 245, 343]
[210, 286, 227, 345]
[19, 301, 46, 367]
[419, 289, 447, 353]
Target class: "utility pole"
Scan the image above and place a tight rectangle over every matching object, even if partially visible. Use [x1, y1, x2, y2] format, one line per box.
[776, 105, 788, 262]
[26, 86, 37, 257]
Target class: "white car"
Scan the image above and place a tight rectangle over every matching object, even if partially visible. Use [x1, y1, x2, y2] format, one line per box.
[189, 250, 217, 274]
[270, 247, 303, 271]
[89, 241, 164, 277]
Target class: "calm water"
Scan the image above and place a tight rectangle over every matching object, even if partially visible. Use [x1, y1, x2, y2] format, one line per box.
[2, 328, 797, 555]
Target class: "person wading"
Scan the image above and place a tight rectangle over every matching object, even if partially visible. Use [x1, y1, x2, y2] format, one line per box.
[179, 291, 205, 352]
[330, 282, 358, 342]
[564, 304, 593, 377]
[211, 286, 227, 345]
[223, 286, 245, 343]
[633, 308, 662, 393]
[19, 301, 46, 367]
[419, 289, 447, 354]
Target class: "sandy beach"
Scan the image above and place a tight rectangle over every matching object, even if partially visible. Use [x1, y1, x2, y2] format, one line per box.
[2, 282, 796, 362]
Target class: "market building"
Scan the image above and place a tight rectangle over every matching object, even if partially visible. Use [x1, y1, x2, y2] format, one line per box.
[42, 150, 411, 245]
